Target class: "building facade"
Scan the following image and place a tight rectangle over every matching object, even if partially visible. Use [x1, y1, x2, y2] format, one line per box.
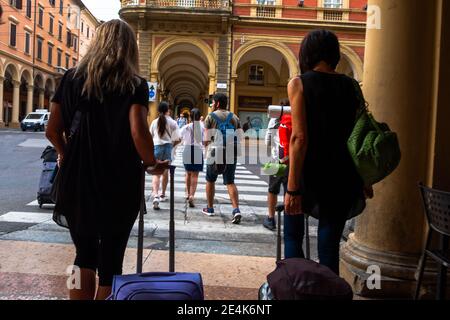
[79, 6, 100, 60]
[0, 0, 91, 128]
[120, 0, 367, 123]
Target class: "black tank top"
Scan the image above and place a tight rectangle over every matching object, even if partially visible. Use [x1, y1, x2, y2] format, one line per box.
[300, 71, 364, 215]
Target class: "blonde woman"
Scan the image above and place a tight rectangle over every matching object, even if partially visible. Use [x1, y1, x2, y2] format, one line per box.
[46, 20, 166, 300]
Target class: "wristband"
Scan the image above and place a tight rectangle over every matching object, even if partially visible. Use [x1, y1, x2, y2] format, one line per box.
[287, 190, 302, 196]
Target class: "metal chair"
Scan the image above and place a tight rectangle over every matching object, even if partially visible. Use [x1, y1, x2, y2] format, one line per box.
[415, 183, 450, 300]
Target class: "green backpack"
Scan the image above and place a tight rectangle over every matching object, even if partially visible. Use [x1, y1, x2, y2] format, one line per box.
[347, 81, 401, 187]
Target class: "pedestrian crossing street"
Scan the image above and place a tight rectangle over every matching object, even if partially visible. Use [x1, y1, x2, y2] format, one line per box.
[144, 146, 284, 214]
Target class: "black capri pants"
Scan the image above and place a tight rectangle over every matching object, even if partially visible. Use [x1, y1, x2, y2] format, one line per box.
[69, 214, 137, 287]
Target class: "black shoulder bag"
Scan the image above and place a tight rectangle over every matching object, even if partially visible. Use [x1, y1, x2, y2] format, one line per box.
[51, 107, 84, 229]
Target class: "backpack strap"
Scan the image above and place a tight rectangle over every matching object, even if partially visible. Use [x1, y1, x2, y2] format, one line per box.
[210, 112, 222, 125]
[224, 112, 234, 127]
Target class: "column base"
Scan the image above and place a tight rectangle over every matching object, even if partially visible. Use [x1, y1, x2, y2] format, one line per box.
[8, 122, 21, 129]
[340, 234, 449, 299]
[0, 122, 5, 128]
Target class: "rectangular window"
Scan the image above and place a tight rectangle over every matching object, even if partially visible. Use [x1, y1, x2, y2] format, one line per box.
[256, 0, 276, 4]
[9, 0, 23, 10]
[38, 6, 44, 27]
[26, 0, 32, 18]
[248, 64, 264, 85]
[65, 54, 70, 69]
[57, 49, 62, 67]
[9, 23, 17, 47]
[87, 26, 90, 39]
[66, 29, 72, 47]
[49, 15, 54, 34]
[37, 38, 43, 60]
[49, 0, 56, 7]
[48, 44, 54, 65]
[58, 23, 63, 41]
[323, 0, 343, 8]
[59, 0, 64, 15]
[24, 32, 31, 54]
[73, 35, 78, 52]
[72, 58, 77, 67]
[81, 21, 84, 33]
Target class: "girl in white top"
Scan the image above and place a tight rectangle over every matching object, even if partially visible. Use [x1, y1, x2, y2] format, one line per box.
[179, 108, 205, 208]
[149, 101, 180, 210]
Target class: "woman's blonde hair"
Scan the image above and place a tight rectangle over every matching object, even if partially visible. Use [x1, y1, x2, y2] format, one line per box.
[75, 19, 140, 102]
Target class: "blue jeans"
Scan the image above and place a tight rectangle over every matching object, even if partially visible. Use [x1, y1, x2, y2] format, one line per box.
[284, 214, 346, 275]
[154, 143, 173, 161]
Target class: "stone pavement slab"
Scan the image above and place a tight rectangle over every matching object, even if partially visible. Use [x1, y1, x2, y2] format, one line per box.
[0, 240, 275, 300]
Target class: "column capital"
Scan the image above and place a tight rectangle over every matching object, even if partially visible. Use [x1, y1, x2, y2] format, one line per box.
[12, 80, 21, 87]
[0, 76, 5, 82]
[27, 85, 34, 91]
[38, 88, 45, 94]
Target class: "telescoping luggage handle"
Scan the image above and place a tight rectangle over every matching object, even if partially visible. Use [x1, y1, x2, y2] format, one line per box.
[137, 165, 176, 274]
[274, 205, 310, 262]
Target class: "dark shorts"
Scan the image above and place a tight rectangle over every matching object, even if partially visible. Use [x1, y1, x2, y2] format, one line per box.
[206, 163, 237, 185]
[69, 212, 137, 286]
[183, 145, 204, 172]
[269, 174, 288, 195]
[184, 163, 204, 172]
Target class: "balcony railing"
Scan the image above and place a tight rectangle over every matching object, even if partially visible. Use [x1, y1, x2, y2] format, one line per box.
[233, 3, 366, 23]
[323, 9, 343, 21]
[121, 0, 230, 10]
[256, 6, 276, 18]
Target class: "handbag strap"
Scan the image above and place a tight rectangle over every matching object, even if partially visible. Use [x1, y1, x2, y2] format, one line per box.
[68, 110, 82, 140]
[352, 80, 384, 135]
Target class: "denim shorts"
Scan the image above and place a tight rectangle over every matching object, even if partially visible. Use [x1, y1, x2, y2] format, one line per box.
[206, 163, 237, 185]
[154, 143, 173, 161]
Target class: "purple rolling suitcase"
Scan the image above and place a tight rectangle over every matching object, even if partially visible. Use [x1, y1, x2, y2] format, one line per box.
[109, 165, 204, 300]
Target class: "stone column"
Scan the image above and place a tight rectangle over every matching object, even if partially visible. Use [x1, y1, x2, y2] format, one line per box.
[340, 0, 444, 298]
[11, 80, 21, 127]
[38, 89, 45, 109]
[208, 75, 216, 95]
[0, 76, 4, 127]
[229, 76, 237, 114]
[26, 85, 34, 115]
[206, 75, 216, 115]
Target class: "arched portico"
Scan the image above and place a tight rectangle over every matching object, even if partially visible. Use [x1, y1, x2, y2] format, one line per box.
[231, 40, 299, 115]
[150, 37, 217, 119]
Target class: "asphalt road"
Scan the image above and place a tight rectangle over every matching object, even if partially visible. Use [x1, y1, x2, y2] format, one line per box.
[0, 129, 50, 215]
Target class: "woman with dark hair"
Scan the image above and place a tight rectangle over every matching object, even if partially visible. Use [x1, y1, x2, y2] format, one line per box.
[149, 101, 181, 210]
[180, 108, 205, 207]
[46, 20, 167, 300]
[284, 29, 372, 275]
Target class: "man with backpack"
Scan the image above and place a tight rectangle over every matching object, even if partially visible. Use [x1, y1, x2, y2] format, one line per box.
[203, 93, 243, 224]
[263, 100, 291, 231]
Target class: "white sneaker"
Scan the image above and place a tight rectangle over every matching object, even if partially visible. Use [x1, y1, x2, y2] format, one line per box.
[159, 195, 167, 202]
[153, 197, 160, 210]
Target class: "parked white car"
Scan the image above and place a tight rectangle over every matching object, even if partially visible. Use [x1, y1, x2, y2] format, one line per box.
[21, 110, 51, 132]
